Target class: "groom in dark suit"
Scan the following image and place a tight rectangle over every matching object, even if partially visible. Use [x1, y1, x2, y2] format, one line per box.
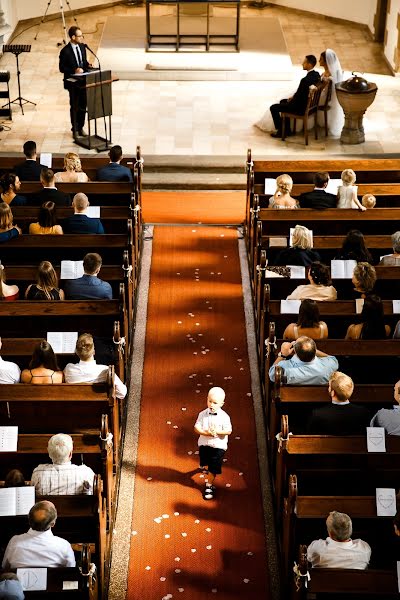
[59, 26, 90, 139]
[270, 55, 320, 138]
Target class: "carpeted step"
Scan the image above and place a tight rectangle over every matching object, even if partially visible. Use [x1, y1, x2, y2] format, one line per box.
[142, 171, 246, 190]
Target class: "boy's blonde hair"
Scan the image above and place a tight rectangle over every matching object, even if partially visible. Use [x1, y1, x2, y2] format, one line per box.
[208, 387, 225, 404]
[276, 174, 293, 195]
[362, 194, 376, 209]
[329, 371, 354, 402]
[341, 169, 356, 186]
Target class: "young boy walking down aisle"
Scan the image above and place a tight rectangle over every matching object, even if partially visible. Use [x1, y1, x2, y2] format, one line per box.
[194, 387, 232, 500]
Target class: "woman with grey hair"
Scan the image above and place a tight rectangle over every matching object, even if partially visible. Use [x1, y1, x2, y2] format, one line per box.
[379, 231, 400, 266]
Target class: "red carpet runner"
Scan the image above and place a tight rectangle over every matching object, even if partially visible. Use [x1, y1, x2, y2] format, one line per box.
[127, 225, 271, 599]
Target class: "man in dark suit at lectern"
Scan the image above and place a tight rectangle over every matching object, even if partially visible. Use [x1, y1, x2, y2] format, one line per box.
[59, 26, 90, 139]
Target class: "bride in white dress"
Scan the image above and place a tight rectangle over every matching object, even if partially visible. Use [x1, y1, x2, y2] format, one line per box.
[254, 48, 344, 136]
[319, 49, 345, 136]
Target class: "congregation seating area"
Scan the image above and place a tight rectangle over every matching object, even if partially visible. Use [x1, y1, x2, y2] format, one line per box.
[0, 150, 144, 599]
[245, 153, 400, 598]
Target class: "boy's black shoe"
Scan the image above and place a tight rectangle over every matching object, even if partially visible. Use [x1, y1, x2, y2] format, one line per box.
[203, 484, 216, 500]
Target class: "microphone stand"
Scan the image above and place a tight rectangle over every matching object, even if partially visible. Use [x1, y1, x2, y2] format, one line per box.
[84, 44, 109, 151]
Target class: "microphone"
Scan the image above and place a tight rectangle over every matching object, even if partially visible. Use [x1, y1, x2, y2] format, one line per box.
[84, 43, 95, 56]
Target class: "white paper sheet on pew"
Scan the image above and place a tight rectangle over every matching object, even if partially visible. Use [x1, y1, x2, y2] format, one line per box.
[264, 178, 276, 195]
[60, 260, 84, 279]
[0, 486, 35, 516]
[290, 228, 313, 247]
[325, 178, 341, 195]
[0, 426, 18, 452]
[376, 488, 397, 516]
[393, 300, 400, 313]
[269, 237, 287, 247]
[366, 427, 386, 453]
[63, 581, 79, 590]
[47, 332, 78, 354]
[86, 206, 100, 218]
[17, 568, 47, 591]
[288, 265, 306, 279]
[355, 298, 364, 314]
[280, 300, 301, 314]
[331, 259, 357, 279]
[39, 153, 52, 168]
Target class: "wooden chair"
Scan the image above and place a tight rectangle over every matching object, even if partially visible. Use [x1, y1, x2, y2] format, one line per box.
[281, 81, 327, 145]
[317, 79, 332, 136]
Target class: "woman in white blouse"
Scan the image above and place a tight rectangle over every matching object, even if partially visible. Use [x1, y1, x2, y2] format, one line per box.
[287, 262, 337, 301]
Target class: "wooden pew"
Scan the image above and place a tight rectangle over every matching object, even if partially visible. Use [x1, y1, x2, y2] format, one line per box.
[10, 545, 98, 599]
[281, 474, 398, 579]
[0, 370, 121, 465]
[274, 416, 400, 528]
[0, 415, 114, 520]
[291, 545, 399, 599]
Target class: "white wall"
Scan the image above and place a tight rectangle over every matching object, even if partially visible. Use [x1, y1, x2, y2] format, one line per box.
[383, 0, 400, 72]
[267, 0, 378, 26]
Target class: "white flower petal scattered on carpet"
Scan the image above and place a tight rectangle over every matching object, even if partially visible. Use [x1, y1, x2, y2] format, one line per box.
[154, 518, 162, 524]
[181, 532, 187, 537]
[194, 450, 199, 454]
[235, 436, 241, 440]
[131, 531, 137, 536]
[194, 519, 200, 524]
[205, 527, 212, 532]
[181, 407, 187, 411]
[239, 472, 244, 476]
[178, 588, 184, 592]
[243, 579, 250, 583]
[175, 569, 181, 574]
[211, 589, 218, 593]
[187, 451, 193, 455]
[147, 477, 153, 481]
[173, 425, 179, 429]
[247, 551, 253, 556]
[220, 338, 224, 341]
[174, 512, 180, 516]
[162, 514, 169, 519]
[226, 483, 231, 488]
[206, 545, 212, 550]
[166, 421, 171, 425]
[191, 548, 197, 553]
[145, 566, 151, 570]
[160, 577, 166, 581]
[177, 321, 182, 324]
[247, 393, 252, 397]
[165, 534, 170, 539]
[174, 557, 180, 562]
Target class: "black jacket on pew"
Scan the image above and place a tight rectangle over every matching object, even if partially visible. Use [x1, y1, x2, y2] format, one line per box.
[307, 402, 371, 435]
[298, 189, 337, 209]
[14, 160, 47, 181]
[272, 246, 321, 267]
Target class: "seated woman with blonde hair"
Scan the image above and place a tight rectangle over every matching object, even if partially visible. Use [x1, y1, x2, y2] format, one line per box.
[283, 299, 328, 340]
[54, 152, 89, 183]
[269, 174, 298, 209]
[287, 262, 337, 301]
[273, 224, 321, 267]
[0, 264, 19, 301]
[0, 203, 21, 243]
[21, 340, 63, 384]
[352, 262, 376, 298]
[345, 295, 390, 340]
[25, 261, 64, 300]
[29, 201, 63, 235]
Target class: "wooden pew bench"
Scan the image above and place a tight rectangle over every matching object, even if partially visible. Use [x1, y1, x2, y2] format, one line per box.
[274, 415, 400, 527]
[0, 372, 121, 465]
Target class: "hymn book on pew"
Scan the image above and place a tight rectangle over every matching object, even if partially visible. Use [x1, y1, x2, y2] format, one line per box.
[17, 568, 47, 592]
[367, 427, 386, 453]
[0, 426, 18, 452]
[86, 206, 101, 218]
[40, 153, 52, 168]
[325, 178, 342, 195]
[60, 260, 84, 279]
[376, 488, 397, 516]
[331, 259, 357, 279]
[0, 485, 35, 516]
[47, 332, 78, 354]
[280, 300, 301, 314]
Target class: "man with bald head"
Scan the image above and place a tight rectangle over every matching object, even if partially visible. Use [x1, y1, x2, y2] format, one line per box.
[62, 193, 104, 234]
[269, 336, 338, 385]
[2, 501, 76, 569]
[194, 387, 232, 500]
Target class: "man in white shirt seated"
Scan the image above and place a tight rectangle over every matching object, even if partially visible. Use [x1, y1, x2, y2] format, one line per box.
[2, 500, 76, 569]
[64, 333, 127, 399]
[307, 511, 371, 569]
[0, 337, 21, 384]
[31, 433, 95, 495]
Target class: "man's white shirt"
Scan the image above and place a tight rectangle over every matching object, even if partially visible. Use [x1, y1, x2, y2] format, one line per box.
[64, 359, 127, 399]
[31, 461, 95, 495]
[307, 537, 371, 569]
[2, 528, 76, 569]
[195, 408, 232, 450]
[0, 356, 20, 384]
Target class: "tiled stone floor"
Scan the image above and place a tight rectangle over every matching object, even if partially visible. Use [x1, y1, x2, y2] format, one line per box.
[0, 3, 397, 157]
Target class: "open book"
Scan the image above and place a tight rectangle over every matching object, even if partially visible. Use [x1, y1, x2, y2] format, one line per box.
[280, 300, 301, 314]
[325, 178, 342, 195]
[60, 260, 84, 280]
[0, 486, 35, 516]
[47, 332, 78, 354]
[331, 259, 356, 279]
[86, 206, 100, 218]
[264, 178, 276, 195]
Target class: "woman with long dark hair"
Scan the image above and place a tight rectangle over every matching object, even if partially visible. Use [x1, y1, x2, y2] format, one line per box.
[29, 201, 63, 235]
[335, 229, 373, 264]
[21, 340, 63, 384]
[283, 299, 328, 340]
[345, 295, 390, 339]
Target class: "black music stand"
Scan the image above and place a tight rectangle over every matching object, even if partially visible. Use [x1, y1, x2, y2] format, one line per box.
[2, 45, 36, 115]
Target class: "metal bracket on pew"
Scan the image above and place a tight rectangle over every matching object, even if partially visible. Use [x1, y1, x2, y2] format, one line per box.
[250, 197, 260, 223]
[293, 545, 310, 593]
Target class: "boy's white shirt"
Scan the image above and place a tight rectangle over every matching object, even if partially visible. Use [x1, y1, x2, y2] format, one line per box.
[195, 407, 232, 450]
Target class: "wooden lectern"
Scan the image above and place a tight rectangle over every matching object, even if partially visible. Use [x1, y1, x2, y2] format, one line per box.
[71, 69, 117, 152]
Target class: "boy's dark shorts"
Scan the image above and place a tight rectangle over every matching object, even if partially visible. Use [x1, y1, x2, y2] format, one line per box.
[199, 446, 225, 475]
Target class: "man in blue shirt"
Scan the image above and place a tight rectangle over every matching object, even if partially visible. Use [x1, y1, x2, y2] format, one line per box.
[96, 145, 133, 182]
[63, 193, 104, 234]
[269, 336, 338, 385]
[64, 253, 112, 300]
[370, 379, 400, 435]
